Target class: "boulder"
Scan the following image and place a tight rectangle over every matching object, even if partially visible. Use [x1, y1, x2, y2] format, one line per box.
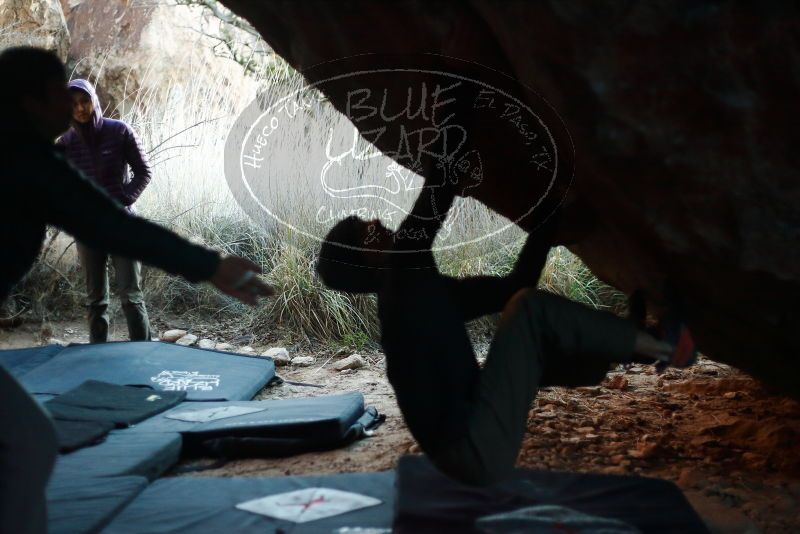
[0, 0, 70, 60]
[58, 0, 255, 116]
[215, 342, 234, 352]
[220, 1, 800, 396]
[159, 329, 187, 343]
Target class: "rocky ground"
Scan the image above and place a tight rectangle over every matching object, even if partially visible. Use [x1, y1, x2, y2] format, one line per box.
[2, 317, 798, 533]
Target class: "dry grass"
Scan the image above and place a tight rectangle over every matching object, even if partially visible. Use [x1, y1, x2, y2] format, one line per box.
[7, 48, 624, 347]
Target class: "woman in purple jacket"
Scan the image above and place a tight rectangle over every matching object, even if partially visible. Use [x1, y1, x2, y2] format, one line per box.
[58, 79, 154, 342]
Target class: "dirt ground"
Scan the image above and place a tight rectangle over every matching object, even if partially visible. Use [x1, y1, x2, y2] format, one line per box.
[2, 318, 799, 533]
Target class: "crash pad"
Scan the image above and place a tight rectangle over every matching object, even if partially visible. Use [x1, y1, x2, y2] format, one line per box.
[51, 430, 182, 481]
[103, 471, 395, 533]
[394, 455, 708, 533]
[20, 341, 274, 401]
[0, 344, 64, 378]
[128, 392, 382, 457]
[47, 476, 147, 534]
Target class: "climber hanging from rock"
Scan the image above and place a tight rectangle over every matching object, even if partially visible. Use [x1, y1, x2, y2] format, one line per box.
[317, 178, 696, 486]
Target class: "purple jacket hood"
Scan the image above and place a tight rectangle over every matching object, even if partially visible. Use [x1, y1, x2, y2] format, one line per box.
[68, 79, 103, 130]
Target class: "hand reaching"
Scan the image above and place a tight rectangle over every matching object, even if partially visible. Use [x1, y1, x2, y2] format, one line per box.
[209, 256, 274, 305]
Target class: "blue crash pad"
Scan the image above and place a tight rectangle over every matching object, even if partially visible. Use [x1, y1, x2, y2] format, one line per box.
[104, 472, 395, 533]
[130, 392, 372, 435]
[0, 344, 64, 378]
[47, 476, 147, 534]
[20, 341, 274, 401]
[52, 430, 182, 481]
[128, 392, 381, 457]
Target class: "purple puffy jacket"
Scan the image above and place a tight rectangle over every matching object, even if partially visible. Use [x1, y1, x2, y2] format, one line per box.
[57, 79, 151, 209]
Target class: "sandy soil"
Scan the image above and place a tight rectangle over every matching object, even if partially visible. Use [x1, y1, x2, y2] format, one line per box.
[2, 318, 799, 533]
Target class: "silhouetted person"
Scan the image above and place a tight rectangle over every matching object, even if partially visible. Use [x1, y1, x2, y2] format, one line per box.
[0, 46, 272, 534]
[318, 184, 694, 486]
[57, 79, 154, 342]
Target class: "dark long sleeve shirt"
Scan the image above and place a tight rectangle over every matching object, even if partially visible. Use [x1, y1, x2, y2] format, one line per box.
[58, 119, 152, 208]
[1, 134, 219, 303]
[57, 79, 151, 208]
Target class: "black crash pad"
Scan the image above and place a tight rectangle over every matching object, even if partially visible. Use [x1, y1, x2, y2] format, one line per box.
[394, 455, 709, 533]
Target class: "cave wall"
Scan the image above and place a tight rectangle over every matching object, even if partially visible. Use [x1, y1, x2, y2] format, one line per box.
[221, 0, 800, 396]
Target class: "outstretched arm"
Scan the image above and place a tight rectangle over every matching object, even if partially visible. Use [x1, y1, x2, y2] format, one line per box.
[33, 152, 271, 303]
[442, 217, 556, 322]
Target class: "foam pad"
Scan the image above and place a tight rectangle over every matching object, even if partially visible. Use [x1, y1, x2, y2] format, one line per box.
[104, 472, 395, 533]
[52, 430, 182, 481]
[0, 344, 64, 378]
[20, 341, 274, 401]
[394, 456, 709, 533]
[47, 476, 147, 534]
[128, 392, 381, 456]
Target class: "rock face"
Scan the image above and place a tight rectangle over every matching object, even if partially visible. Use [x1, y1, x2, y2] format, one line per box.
[222, 1, 800, 396]
[0, 0, 70, 59]
[56, 0, 252, 116]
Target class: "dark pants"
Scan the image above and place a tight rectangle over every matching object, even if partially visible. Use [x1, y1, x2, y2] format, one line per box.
[77, 243, 151, 343]
[379, 272, 636, 486]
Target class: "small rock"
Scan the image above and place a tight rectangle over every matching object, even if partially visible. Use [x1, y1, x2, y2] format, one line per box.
[215, 342, 234, 351]
[605, 375, 629, 390]
[332, 353, 366, 371]
[232, 334, 255, 345]
[600, 465, 628, 475]
[175, 334, 198, 346]
[160, 329, 187, 342]
[47, 338, 68, 347]
[741, 452, 766, 469]
[340, 369, 356, 375]
[291, 356, 315, 367]
[723, 391, 743, 400]
[610, 454, 626, 465]
[197, 339, 216, 350]
[628, 442, 659, 459]
[263, 347, 290, 366]
[576, 426, 596, 434]
[237, 346, 255, 355]
[677, 467, 703, 489]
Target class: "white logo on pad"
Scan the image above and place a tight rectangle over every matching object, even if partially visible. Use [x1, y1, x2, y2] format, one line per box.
[236, 487, 381, 523]
[150, 370, 221, 391]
